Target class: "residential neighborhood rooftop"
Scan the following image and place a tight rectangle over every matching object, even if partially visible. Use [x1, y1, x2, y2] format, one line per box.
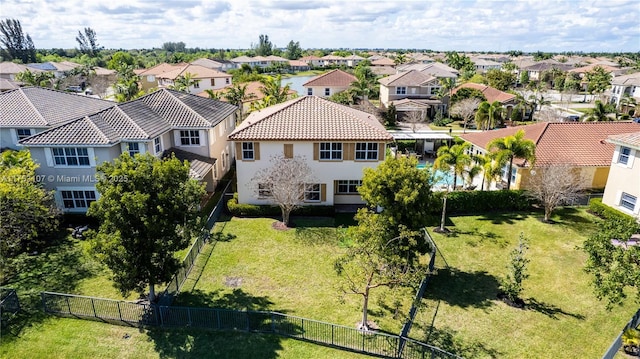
[302, 69, 357, 87]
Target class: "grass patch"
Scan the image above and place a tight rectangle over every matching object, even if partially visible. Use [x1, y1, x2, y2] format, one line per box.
[410, 207, 637, 358]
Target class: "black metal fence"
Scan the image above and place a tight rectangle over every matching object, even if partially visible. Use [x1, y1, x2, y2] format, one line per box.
[602, 307, 640, 359]
[41, 291, 459, 358]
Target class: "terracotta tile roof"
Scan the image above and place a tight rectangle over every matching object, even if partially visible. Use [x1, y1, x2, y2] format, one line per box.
[0, 78, 19, 91]
[452, 83, 515, 104]
[378, 70, 436, 86]
[607, 131, 640, 150]
[0, 87, 114, 128]
[568, 64, 619, 73]
[371, 57, 395, 66]
[0, 61, 33, 75]
[156, 64, 231, 80]
[137, 63, 188, 76]
[288, 60, 309, 67]
[303, 69, 357, 87]
[20, 89, 236, 146]
[459, 122, 640, 167]
[396, 62, 458, 78]
[228, 96, 393, 142]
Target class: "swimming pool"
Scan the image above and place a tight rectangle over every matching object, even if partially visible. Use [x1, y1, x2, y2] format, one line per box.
[417, 164, 463, 189]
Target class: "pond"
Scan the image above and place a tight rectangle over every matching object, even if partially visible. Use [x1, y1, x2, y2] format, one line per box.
[281, 75, 316, 96]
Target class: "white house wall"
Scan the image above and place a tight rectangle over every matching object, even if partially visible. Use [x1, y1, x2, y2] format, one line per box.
[603, 145, 640, 218]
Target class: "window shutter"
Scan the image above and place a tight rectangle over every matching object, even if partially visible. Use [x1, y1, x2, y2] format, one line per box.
[235, 142, 242, 160]
[628, 149, 636, 168]
[44, 148, 53, 167]
[378, 143, 385, 160]
[284, 144, 293, 159]
[313, 143, 319, 160]
[344, 143, 354, 161]
[612, 149, 620, 164]
[321, 184, 326, 202]
[254, 142, 260, 160]
[87, 148, 96, 167]
[173, 131, 181, 147]
[334, 180, 338, 194]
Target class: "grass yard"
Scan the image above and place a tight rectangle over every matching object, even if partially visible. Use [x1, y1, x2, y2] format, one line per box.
[410, 208, 637, 358]
[177, 216, 416, 334]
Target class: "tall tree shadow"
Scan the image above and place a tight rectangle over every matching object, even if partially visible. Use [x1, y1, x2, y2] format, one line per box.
[476, 212, 533, 225]
[423, 268, 500, 310]
[418, 325, 502, 358]
[175, 288, 280, 313]
[525, 297, 585, 320]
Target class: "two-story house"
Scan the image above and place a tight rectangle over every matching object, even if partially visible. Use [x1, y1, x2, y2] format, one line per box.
[602, 131, 640, 219]
[156, 64, 232, 95]
[20, 89, 237, 213]
[0, 87, 114, 150]
[378, 70, 442, 106]
[302, 69, 357, 98]
[228, 95, 393, 206]
[605, 71, 640, 111]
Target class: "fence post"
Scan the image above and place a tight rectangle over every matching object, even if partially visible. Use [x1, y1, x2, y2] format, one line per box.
[91, 297, 97, 318]
[187, 306, 192, 327]
[331, 325, 334, 346]
[41, 292, 46, 313]
[65, 296, 72, 314]
[159, 305, 165, 327]
[117, 301, 122, 321]
[270, 312, 276, 333]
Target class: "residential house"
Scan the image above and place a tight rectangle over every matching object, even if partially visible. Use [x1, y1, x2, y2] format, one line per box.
[320, 55, 348, 67]
[344, 54, 366, 67]
[568, 64, 625, 92]
[27, 61, 81, 78]
[396, 62, 459, 79]
[370, 57, 395, 67]
[459, 122, 640, 190]
[0, 61, 36, 81]
[0, 87, 114, 150]
[378, 70, 442, 106]
[299, 55, 324, 68]
[302, 69, 357, 98]
[451, 83, 517, 117]
[228, 95, 393, 206]
[605, 71, 640, 110]
[520, 62, 573, 81]
[0, 78, 19, 92]
[136, 63, 188, 92]
[156, 64, 232, 95]
[231, 55, 288, 69]
[19, 89, 237, 212]
[470, 57, 502, 73]
[602, 131, 640, 219]
[191, 58, 236, 72]
[288, 60, 310, 72]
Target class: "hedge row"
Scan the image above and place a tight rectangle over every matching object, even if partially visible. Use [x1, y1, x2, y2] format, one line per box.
[588, 198, 640, 230]
[226, 193, 335, 217]
[432, 190, 535, 215]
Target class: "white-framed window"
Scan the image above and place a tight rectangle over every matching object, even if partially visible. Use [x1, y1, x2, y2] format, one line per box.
[154, 137, 162, 154]
[337, 180, 362, 194]
[355, 143, 379, 160]
[620, 192, 637, 211]
[225, 78, 230, 84]
[304, 183, 321, 202]
[307, 88, 312, 96]
[396, 87, 407, 95]
[61, 190, 96, 209]
[52, 148, 90, 166]
[180, 130, 200, 146]
[242, 142, 254, 160]
[501, 164, 516, 183]
[193, 82, 200, 89]
[16, 128, 32, 140]
[430, 87, 440, 95]
[258, 183, 273, 198]
[324, 88, 330, 96]
[126, 143, 140, 157]
[618, 146, 631, 165]
[319, 142, 342, 160]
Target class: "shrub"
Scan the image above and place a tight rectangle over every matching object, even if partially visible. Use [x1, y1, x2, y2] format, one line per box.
[433, 117, 453, 126]
[226, 193, 335, 217]
[588, 198, 640, 231]
[431, 190, 534, 214]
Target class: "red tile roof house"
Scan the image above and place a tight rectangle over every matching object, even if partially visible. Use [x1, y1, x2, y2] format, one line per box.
[459, 122, 640, 190]
[302, 69, 357, 98]
[378, 70, 443, 107]
[156, 64, 232, 95]
[19, 89, 237, 212]
[602, 131, 640, 219]
[228, 95, 393, 207]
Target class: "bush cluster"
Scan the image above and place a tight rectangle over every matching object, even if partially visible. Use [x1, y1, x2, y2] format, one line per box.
[226, 193, 335, 217]
[588, 198, 640, 230]
[432, 190, 534, 214]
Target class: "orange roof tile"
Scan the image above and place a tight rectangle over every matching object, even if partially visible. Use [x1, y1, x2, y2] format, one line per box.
[607, 131, 640, 150]
[303, 69, 357, 87]
[460, 122, 640, 167]
[452, 83, 515, 104]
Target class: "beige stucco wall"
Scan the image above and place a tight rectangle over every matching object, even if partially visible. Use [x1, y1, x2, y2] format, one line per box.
[603, 146, 640, 218]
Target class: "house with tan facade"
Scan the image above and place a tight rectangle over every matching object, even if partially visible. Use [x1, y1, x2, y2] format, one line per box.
[602, 131, 640, 219]
[136, 63, 188, 92]
[302, 69, 357, 98]
[459, 122, 640, 191]
[156, 64, 232, 95]
[378, 70, 442, 106]
[605, 71, 640, 110]
[228, 95, 393, 206]
[19, 89, 237, 213]
[0, 87, 114, 150]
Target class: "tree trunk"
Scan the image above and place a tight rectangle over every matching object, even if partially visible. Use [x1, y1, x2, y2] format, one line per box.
[506, 157, 514, 190]
[282, 207, 290, 227]
[452, 170, 457, 190]
[149, 283, 156, 302]
[361, 287, 370, 331]
[481, 176, 485, 191]
[544, 206, 552, 222]
[440, 193, 448, 232]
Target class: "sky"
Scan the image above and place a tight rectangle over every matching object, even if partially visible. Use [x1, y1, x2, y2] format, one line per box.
[3, 0, 639, 53]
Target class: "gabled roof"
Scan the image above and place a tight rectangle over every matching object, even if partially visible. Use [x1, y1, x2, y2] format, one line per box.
[156, 64, 231, 80]
[0, 87, 114, 128]
[137, 63, 188, 76]
[607, 131, 640, 151]
[391, 98, 442, 109]
[0, 61, 35, 75]
[0, 78, 19, 91]
[20, 89, 236, 146]
[371, 57, 395, 66]
[452, 83, 515, 104]
[191, 58, 225, 69]
[568, 64, 619, 74]
[396, 62, 458, 78]
[378, 70, 437, 87]
[611, 72, 640, 86]
[163, 147, 216, 180]
[522, 62, 573, 72]
[228, 96, 392, 142]
[303, 69, 357, 87]
[459, 122, 640, 167]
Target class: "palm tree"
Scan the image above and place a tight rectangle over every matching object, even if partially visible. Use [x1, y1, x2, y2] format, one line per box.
[582, 100, 612, 122]
[619, 95, 637, 117]
[473, 153, 502, 191]
[434, 140, 472, 190]
[475, 101, 490, 130]
[224, 83, 256, 121]
[486, 130, 536, 190]
[251, 75, 294, 111]
[487, 101, 504, 129]
[394, 53, 407, 65]
[171, 72, 200, 92]
[204, 89, 222, 100]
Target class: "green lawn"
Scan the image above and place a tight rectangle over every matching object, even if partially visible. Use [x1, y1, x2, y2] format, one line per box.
[410, 208, 637, 358]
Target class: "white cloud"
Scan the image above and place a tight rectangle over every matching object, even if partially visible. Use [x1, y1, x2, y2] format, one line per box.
[2, 0, 638, 52]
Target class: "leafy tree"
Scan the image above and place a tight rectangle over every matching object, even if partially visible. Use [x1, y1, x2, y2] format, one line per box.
[519, 70, 530, 86]
[335, 210, 424, 331]
[485, 68, 516, 91]
[88, 153, 205, 301]
[358, 155, 434, 263]
[473, 152, 501, 191]
[450, 87, 486, 105]
[15, 68, 55, 88]
[383, 102, 397, 127]
[474, 101, 490, 130]
[75, 27, 103, 58]
[284, 40, 302, 60]
[113, 64, 143, 102]
[250, 75, 293, 110]
[223, 83, 255, 121]
[486, 129, 536, 190]
[328, 90, 357, 105]
[500, 232, 530, 303]
[249, 155, 314, 227]
[107, 51, 135, 70]
[527, 90, 551, 121]
[445, 52, 473, 72]
[0, 150, 59, 283]
[171, 72, 200, 93]
[619, 95, 638, 117]
[527, 165, 584, 222]
[584, 216, 640, 308]
[254, 34, 273, 56]
[394, 53, 407, 65]
[583, 100, 614, 121]
[585, 65, 612, 100]
[450, 98, 480, 133]
[162, 41, 186, 52]
[0, 18, 36, 63]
